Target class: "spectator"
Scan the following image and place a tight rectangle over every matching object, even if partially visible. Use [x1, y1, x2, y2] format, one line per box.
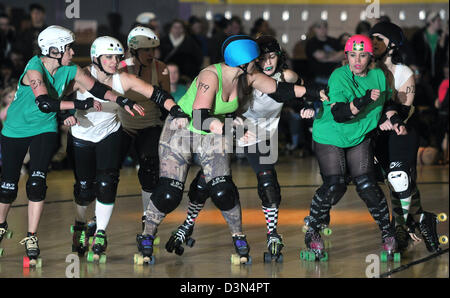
[98, 12, 127, 47]
[159, 19, 203, 81]
[0, 13, 16, 60]
[208, 14, 230, 64]
[188, 16, 209, 58]
[14, 3, 46, 61]
[0, 59, 15, 90]
[411, 11, 449, 89]
[305, 20, 344, 86]
[7, 48, 25, 80]
[250, 18, 275, 38]
[167, 63, 188, 103]
[0, 82, 16, 124]
[135, 12, 160, 37]
[227, 16, 245, 36]
[355, 21, 371, 36]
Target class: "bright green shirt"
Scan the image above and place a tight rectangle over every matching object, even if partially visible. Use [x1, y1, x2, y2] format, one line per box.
[2, 56, 78, 138]
[426, 31, 439, 54]
[178, 63, 238, 135]
[313, 64, 391, 148]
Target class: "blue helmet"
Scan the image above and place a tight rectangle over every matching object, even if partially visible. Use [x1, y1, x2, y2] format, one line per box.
[222, 35, 260, 67]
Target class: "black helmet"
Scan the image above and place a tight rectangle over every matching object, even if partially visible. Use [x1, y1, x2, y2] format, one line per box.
[256, 35, 282, 55]
[369, 22, 404, 48]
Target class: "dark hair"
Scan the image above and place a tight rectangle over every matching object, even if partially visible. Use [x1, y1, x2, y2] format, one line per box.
[29, 3, 45, 13]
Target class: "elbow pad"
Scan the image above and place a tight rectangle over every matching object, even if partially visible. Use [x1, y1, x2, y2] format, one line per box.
[150, 86, 173, 107]
[192, 109, 214, 133]
[268, 82, 295, 103]
[35, 94, 60, 113]
[304, 81, 322, 99]
[331, 102, 355, 123]
[88, 81, 110, 99]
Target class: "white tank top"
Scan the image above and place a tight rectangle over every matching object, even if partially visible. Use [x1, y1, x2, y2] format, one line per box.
[238, 72, 284, 147]
[71, 66, 122, 143]
[118, 57, 163, 129]
[394, 64, 413, 91]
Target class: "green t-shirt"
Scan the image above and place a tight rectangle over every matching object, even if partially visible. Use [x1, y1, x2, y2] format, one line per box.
[426, 31, 439, 54]
[312, 64, 391, 148]
[2, 56, 78, 138]
[178, 63, 239, 135]
[171, 84, 188, 103]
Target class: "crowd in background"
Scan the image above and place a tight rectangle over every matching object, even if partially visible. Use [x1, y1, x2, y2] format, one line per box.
[0, 3, 448, 171]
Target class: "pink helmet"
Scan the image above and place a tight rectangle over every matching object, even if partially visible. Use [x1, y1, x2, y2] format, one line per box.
[344, 34, 373, 55]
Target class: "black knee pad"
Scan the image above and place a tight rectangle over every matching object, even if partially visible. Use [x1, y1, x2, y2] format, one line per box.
[96, 170, 119, 204]
[152, 177, 184, 214]
[354, 174, 385, 208]
[317, 175, 347, 206]
[74, 179, 96, 206]
[26, 171, 47, 202]
[257, 170, 281, 208]
[0, 181, 18, 204]
[208, 176, 239, 211]
[188, 170, 210, 205]
[138, 155, 159, 192]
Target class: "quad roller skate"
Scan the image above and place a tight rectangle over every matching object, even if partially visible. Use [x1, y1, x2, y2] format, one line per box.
[0, 222, 13, 257]
[141, 215, 160, 246]
[417, 212, 448, 253]
[263, 230, 284, 263]
[70, 222, 88, 256]
[134, 234, 156, 265]
[20, 235, 42, 268]
[86, 217, 97, 245]
[302, 215, 332, 237]
[87, 230, 107, 264]
[231, 234, 252, 265]
[380, 236, 401, 263]
[165, 224, 195, 256]
[300, 227, 328, 262]
[394, 225, 411, 254]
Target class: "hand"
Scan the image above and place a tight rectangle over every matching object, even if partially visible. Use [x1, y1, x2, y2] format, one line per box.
[378, 119, 393, 131]
[370, 89, 381, 101]
[125, 103, 145, 117]
[169, 105, 189, 119]
[169, 117, 189, 130]
[93, 100, 102, 111]
[63, 115, 79, 126]
[239, 129, 257, 145]
[393, 123, 407, 135]
[319, 89, 329, 102]
[74, 97, 102, 111]
[300, 108, 315, 119]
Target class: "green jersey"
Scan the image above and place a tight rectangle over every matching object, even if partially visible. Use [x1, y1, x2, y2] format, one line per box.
[2, 56, 78, 138]
[178, 63, 239, 135]
[313, 64, 391, 148]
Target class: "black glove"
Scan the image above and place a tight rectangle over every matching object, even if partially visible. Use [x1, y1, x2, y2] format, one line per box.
[73, 97, 94, 110]
[116, 96, 136, 110]
[169, 105, 189, 118]
[389, 113, 406, 129]
[304, 81, 322, 99]
[352, 89, 374, 111]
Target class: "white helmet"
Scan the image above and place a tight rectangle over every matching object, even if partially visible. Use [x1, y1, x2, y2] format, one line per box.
[136, 12, 156, 25]
[90, 36, 124, 62]
[38, 25, 75, 56]
[127, 26, 160, 50]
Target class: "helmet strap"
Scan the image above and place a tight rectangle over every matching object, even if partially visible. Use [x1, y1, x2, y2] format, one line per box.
[94, 56, 115, 76]
[239, 63, 249, 74]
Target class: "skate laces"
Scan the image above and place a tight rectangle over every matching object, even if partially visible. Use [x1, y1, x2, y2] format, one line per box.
[383, 236, 396, 251]
[175, 225, 191, 243]
[19, 236, 38, 249]
[93, 231, 106, 246]
[0, 227, 7, 237]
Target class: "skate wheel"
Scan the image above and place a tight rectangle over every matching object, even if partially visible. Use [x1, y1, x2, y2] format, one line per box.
[231, 254, 241, 265]
[380, 251, 388, 262]
[302, 225, 308, 233]
[99, 254, 106, 264]
[186, 238, 195, 247]
[437, 213, 447, 222]
[175, 246, 184, 256]
[393, 252, 401, 263]
[154, 236, 160, 246]
[134, 253, 143, 265]
[439, 235, 448, 245]
[300, 250, 307, 260]
[307, 251, 316, 262]
[319, 252, 328, 262]
[263, 252, 271, 263]
[5, 230, 13, 239]
[70, 225, 74, 234]
[322, 228, 332, 236]
[276, 253, 283, 263]
[0, 248, 4, 257]
[87, 251, 94, 262]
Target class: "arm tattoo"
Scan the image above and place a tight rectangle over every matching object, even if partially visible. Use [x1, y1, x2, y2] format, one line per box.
[406, 85, 415, 94]
[198, 81, 210, 93]
[30, 79, 42, 90]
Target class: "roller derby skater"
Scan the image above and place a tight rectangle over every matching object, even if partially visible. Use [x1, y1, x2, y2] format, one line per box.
[369, 22, 447, 255]
[306, 35, 402, 262]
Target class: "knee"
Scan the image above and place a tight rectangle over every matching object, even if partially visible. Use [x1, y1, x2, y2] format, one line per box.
[316, 175, 347, 206]
[96, 169, 119, 204]
[208, 176, 239, 211]
[138, 155, 159, 192]
[151, 177, 184, 213]
[387, 161, 411, 196]
[188, 170, 209, 205]
[26, 171, 47, 202]
[354, 174, 385, 207]
[257, 170, 281, 208]
[74, 179, 96, 206]
[0, 181, 18, 204]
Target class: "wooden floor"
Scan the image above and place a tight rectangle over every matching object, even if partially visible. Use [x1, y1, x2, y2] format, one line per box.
[0, 155, 448, 279]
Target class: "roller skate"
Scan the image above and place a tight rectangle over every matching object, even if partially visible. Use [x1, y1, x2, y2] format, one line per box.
[71, 222, 88, 256]
[380, 236, 401, 262]
[142, 215, 160, 246]
[86, 217, 97, 245]
[86, 230, 107, 264]
[300, 227, 328, 262]
[302, 215, 332, 236]
[231, 234, 252, 265]
[394, 225, 411, 254]
[263, 230, 284, 263]
[0, 222, 13, 257]
[20, 234, 42, 268]
[417, 212, 448, 253]
[134, 234, 155, 265]
[165, 224, 195, 256]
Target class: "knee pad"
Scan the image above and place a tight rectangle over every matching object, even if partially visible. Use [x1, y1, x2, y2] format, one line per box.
[188, 170, 210, 205]
[354, 174, 385, 208]
[74, 179, 96, 206]
[0, 181, 18, 204]
[151, 177, 184, 214]
[316, 175, 347, 206]
[138, 155, 159, 192]
[208, 176, 239, 211]
[387, 161, 412, 197]
[96, 170, 119, 204]
[257, 170, 281, 208]
[26, 171, 47, 202]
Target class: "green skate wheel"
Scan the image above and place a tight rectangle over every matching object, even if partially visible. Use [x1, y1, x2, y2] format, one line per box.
[437, 213, 447, 222]
[307, 251, 316, 262]
[300, 250, 307, 260]
[320, 252, 328, 262]
[70, 225, 74, 234]
[322, 228, 332, 236]
[99, 254, 106, 264]
[393, 252, 401, 263]
[154, 236, 160, 246]
[87, 251, 94, 262]
[134, 253, 143, 265]
[380, 251, 388, 262]
[439, 235, 448, 245]
[5, 230, 13, 239]
[302, 225, 308, 233]
[0, 248, 4, 257]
